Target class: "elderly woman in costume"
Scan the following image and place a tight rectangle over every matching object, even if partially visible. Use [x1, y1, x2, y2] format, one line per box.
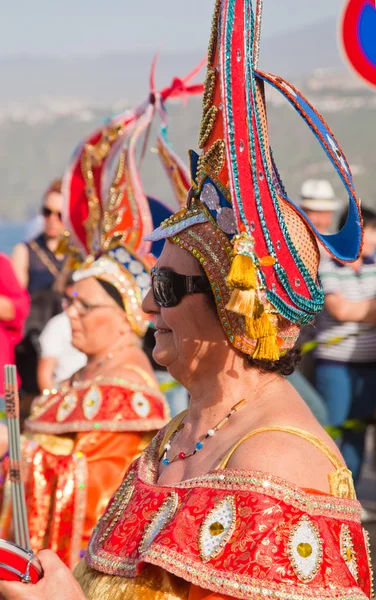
[0, 1, 373, 599]
[0, 120, 170, 570]
[0, 74, 202, 570]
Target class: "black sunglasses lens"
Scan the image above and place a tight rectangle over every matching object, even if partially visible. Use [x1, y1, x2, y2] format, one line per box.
[43, 207, 62, 220]
[152, 272, 177, 307]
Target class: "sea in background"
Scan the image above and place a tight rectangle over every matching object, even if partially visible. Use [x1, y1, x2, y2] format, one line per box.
[0, 224, 26, 255]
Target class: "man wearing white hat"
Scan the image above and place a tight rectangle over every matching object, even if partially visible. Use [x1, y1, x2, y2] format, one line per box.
[299, 179, 342, 235]
[289, 179, 342, 427]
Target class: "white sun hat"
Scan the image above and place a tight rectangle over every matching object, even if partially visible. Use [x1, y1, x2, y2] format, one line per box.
[299, 179, 342, 211]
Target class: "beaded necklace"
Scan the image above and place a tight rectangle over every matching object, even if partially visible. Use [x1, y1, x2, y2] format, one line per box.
[161, 398, 248, 465]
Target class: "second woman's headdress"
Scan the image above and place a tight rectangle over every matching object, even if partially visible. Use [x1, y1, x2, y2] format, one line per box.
[61, 62, 203, 336]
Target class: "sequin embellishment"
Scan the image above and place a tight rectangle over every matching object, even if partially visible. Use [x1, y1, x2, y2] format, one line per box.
[82, 386, 103, 420]
[131, 392, 151, 418]
[201, 182, 220, 210]
[287, 516, 323, 582]
[200, 183, 237, 235]
[340, 524, 358, 582]
[56, 392, 78, 422]
[139, 492, 178, 553]
[199, 496, 236, 562]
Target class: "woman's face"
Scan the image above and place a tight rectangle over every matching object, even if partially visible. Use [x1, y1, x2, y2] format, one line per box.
[142, 242, 227, 382]
[65, 277, 129, 355]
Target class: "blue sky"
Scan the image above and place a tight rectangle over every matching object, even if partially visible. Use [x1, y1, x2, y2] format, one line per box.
[0, 0, 345, 56]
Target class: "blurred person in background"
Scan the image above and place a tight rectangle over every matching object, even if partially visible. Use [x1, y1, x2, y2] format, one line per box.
[0, 253, 29, 451]
[286, 178, 343, 424]
[11, 179, 67, 398]
[11, 178, 66, 293]
[299, 179, 342, 236]
[314, 206, 376, 500]
[37, 273, 87, 393]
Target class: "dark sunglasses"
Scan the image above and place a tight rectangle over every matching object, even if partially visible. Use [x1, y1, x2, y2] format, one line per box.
[42, 207, 62, 220]
[151, 267, 212, 308]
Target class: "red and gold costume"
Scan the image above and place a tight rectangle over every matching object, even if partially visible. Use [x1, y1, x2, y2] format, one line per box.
[0, 62, 204, 569]
[75, 418, 374, 599]
[0, 375, 168, 569]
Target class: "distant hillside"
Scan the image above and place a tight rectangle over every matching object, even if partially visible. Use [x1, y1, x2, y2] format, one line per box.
[1, 69, 376, 222]
[0, 17, 345, 112]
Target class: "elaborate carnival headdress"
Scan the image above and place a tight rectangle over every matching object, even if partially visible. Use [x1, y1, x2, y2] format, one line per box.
[146, 0, 363, 361]
[61, 61, 203, 337]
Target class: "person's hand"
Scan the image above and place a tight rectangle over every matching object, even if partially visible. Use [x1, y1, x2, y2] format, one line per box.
[0, 550, 86, 599]
[0, 424, 8, 459]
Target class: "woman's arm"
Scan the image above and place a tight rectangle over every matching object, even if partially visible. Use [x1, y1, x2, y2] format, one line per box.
[0, 296, 15, 321]
[37, 357, 57, 392]
[325, 293, 376, 324]
[0, 551, 86, 599]
[11, 244, 29, 289]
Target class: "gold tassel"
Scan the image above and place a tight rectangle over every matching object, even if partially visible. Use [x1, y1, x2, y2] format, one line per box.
[227, 253, 257, 290]
[246, 310, 276, 339]
[252, 334, 281, 362]
[226, 288, 256, 316]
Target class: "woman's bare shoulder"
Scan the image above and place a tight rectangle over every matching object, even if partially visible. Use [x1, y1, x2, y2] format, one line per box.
[226, 397, 343, 494]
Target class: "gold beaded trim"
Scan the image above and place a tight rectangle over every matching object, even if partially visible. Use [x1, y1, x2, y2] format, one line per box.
[197, 140, 226, 176]
[207, 0, 221, 67]
[161, 206, 201, 229]
[202, 69, 217, 113]
[145, 545, 367, 600]
[340, 524, 358, 583]
[363, 529, 375, 598]
[199, 105, 219, 149]
[97, 473, 135, 545]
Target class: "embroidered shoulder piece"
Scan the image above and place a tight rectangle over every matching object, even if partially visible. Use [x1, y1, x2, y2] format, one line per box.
[86, 431, 373, 600]
[24, 380, 170, 435]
